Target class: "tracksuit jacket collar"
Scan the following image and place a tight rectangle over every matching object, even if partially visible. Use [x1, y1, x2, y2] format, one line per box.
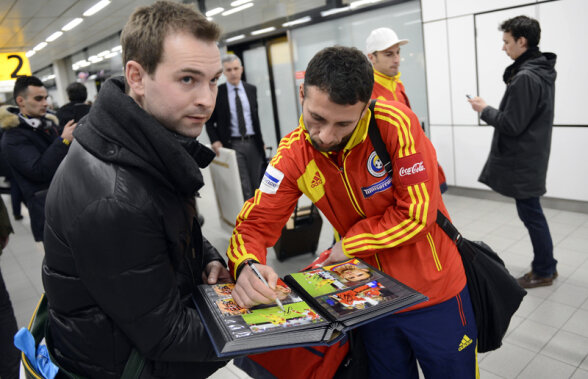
[299, 106, 372, 154]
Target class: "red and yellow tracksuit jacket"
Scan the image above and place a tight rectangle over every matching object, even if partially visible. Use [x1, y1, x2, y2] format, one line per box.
[371, 69, 411, 108]
[372, 70, 448, 187]
[227, 100, 465, 311]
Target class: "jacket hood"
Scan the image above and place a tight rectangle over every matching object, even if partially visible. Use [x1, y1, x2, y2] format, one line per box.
[0, 105, 59, 130]
[521, 52, 557, 84]
[0, 105, 19, 130]
[74, 76, 214, 196]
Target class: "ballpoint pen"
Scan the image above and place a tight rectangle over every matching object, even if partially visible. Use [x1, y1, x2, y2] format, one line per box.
[247, 260, 285, 311]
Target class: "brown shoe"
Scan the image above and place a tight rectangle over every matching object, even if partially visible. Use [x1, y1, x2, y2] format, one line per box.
[517, 271, 556, 289]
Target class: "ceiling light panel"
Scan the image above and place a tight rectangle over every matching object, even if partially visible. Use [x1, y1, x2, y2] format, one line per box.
[83, 0, 111, 17]
[62, 18, 83, 31]
[222, 2, 254, 16]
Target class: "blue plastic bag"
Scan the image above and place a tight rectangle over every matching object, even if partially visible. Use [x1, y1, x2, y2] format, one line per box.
[14, 327, 59, 379]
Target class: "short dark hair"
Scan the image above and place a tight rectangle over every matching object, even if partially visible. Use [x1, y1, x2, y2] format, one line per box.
[121, 0, 221, 76]
[66, 82, 87, 102]
[304, 46, 374, 105]
[13, 76, 44, 102]
[500, 15, 541, 48]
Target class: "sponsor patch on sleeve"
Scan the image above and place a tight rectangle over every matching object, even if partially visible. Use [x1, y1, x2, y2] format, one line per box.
[259, 165, 284, 194]
[396, 152, 428, 186]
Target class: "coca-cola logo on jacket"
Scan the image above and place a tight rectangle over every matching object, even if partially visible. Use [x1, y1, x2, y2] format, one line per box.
[397, 153, 428, 186]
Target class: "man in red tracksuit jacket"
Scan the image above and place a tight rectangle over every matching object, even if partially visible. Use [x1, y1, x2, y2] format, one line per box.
[366, 27, 411, 107]
[227, 46, 477, 378]
[366, 27, 447, 192]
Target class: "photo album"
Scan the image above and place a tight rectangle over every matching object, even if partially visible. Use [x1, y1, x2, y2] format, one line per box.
[193, 258, 427, 357]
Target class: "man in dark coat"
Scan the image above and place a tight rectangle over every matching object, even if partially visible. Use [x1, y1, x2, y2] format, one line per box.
[0, 76, 76, 241]
[0, 196, 18, 379]
[205, 54, 266, 200]
[468, 15, 557, 288]
[56, 82, 91, 131]
[42, 1, 230, 377]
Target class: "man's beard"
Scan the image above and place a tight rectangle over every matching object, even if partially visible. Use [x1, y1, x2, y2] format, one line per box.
[310, 134, 351, 152]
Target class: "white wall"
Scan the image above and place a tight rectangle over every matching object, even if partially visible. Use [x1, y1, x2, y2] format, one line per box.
[422, 0, 588, 201]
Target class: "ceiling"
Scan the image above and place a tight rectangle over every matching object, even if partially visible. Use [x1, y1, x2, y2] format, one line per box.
[0, 0, 331, 72]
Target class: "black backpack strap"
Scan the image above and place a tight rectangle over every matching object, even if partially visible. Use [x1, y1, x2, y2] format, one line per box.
[367, 100, 393, 178]
[367, 101, 460, 247]
[436, 210, 462, 246]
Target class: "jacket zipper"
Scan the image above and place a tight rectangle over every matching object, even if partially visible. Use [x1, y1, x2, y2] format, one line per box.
[327, 150, 387, 269]
[326, 151, 365, 218]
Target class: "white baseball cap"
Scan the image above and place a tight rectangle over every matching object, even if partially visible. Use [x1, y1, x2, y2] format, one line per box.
[366, 27, 409, 53]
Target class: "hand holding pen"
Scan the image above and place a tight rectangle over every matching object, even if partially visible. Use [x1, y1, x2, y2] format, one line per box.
[231, 259, 283, 309]
[247, 261, 285, 311]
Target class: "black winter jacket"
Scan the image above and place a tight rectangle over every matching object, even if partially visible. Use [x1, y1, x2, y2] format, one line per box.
[43, 77, 227, 378]
[0, 106, 68, 240]
[479, 50, 557, 198]
[56, 101, 91, 132]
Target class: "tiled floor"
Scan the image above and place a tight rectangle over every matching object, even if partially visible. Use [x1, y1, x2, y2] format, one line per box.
[3, 166, 588, 378]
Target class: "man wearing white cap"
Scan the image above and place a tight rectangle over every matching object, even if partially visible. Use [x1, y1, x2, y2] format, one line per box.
[366, 27, 448, 193]
[366, 27, 410, 106]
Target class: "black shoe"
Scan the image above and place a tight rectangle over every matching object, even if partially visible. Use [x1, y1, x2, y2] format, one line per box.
[14, 214, 23, 220]
[517, 271, 556, 289]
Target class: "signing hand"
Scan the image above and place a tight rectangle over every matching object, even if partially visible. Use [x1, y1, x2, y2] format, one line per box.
[231, 263, 279, 309]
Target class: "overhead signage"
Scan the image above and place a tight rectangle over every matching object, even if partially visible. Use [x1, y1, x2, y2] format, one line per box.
[0, 52, 32, 81]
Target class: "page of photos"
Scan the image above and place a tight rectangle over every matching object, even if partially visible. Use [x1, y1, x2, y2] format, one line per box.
[206, 281, 326, 339]
[290, 259, 399, 317]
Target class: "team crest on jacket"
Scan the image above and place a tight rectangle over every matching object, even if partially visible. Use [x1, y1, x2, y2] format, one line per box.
[367, 151, 386, 178]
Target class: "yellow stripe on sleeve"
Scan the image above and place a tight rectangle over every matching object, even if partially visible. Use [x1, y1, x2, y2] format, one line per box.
[343, 182, 430, 253]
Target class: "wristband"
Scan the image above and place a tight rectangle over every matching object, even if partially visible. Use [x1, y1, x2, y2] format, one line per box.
[236, 259, 258, 278]
[61, 137, 71, 146]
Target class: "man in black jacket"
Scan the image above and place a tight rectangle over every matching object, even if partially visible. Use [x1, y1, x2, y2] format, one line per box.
[43, 1, 231, 377]
[468, 15, 557, 288]
[206, 54, 266, 200]
[56, 82, 91, 131]
[0, 76, 76, 241]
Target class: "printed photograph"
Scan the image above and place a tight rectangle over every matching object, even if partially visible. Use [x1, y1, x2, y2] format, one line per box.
[289, 268, 347, 297]
[325, 259, 374, 285]
[213, 283, 236, 297]
[215, 298, 251, 316]
[242, 301, 325, 333]
[319, 280, 399, 317]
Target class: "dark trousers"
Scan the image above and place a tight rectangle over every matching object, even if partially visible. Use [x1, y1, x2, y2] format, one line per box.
[359, 286, 477, 379]
[515, 197, 557, 277]
[0, 267, 19, 379]
[8, 178, 23, 218]
[231, 138, 264, 201]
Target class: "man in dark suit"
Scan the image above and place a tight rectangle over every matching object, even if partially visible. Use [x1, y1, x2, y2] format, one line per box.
[206, 54, 266, 200]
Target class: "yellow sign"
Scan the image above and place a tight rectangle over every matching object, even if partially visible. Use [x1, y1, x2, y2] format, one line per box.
[0, 52, 32, 81]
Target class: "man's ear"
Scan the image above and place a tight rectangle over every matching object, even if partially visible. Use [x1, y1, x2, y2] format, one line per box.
[15, 95, 24, 108]
[299, 83, 305, 105]
[367, 53, 376, 65]
[517, 36, 528, 49]
[359, 101, 370, 120]
[125, 60, 146, 97]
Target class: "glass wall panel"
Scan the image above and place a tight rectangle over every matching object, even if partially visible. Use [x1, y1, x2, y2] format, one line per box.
[290, 1, 429, 129]
[268, 38, 298, 138]
[243, 46, 278, 154]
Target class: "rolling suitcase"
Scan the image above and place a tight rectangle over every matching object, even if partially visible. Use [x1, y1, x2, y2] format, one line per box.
[273, 203, 323, 261]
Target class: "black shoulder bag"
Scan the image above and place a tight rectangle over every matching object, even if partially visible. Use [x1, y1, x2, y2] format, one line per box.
[367, 100, 527, 353]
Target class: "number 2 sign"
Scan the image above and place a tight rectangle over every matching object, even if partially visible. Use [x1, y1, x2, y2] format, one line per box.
[0, 52, 32, 81]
